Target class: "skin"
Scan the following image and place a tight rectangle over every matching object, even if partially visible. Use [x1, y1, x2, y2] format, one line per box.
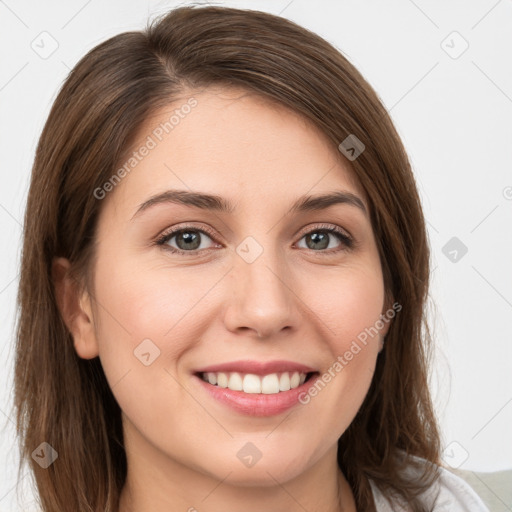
[54, 86, 392, 512]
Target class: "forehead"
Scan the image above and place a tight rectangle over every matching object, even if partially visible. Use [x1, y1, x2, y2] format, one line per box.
[107, 86, 368, 217]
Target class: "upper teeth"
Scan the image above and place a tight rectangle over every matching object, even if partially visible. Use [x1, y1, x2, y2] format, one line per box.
[201, 371, 307, 394]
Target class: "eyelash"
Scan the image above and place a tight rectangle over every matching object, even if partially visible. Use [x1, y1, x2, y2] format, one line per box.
[154, 223, 354, 256]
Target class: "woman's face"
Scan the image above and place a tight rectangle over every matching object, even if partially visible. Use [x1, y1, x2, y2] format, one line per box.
[77, 87, 390, 486]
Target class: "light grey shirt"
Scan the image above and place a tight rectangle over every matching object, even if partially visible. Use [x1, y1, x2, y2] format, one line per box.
[370, 463, 490, 511]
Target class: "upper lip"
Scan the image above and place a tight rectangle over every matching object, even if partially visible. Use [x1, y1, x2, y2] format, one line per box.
[195, 360, 317, 376]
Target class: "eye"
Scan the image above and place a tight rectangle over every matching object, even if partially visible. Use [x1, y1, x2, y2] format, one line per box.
[155, 223, 353, 255]
[155, 225, 219, 255]
[296, 224, 353, 253]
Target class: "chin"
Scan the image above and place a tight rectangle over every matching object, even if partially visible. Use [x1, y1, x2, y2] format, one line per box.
[197, 445, 311, 487]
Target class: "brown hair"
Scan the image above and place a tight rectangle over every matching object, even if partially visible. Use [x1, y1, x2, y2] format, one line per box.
[14, 5, 441, 511]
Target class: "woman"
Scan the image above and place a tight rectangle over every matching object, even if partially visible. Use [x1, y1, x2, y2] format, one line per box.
[14, 5, 489, 511]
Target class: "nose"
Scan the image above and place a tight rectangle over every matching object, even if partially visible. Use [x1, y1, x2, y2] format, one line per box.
[222, 245, 301, 340]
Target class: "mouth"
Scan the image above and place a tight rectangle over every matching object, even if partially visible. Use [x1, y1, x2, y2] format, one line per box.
[192, 361, 321, 417]
[196, 370, 318, 394]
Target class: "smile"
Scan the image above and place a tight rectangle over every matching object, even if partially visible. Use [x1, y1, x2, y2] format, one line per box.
[193, 360, 320, 416]
[199, 371, 312, 394]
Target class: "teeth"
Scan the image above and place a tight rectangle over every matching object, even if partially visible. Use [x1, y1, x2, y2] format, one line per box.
[290, 372, 300, 388]
[279, 372, 290, 391]
[201, 371, 309, 394]
[243, 374, 261, 394]
[228, 372, 243, 391]
[261, 374, 279, 394]
[217, 372, 228, 388]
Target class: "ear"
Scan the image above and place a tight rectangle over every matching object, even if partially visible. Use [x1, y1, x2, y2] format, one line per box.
[52, 257, 99, 359]
[379, 290, 396, 339]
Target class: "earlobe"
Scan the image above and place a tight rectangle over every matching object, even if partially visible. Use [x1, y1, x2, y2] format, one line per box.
[52, 257, 99, 360]
[379, 292, 396, 339]
[380, 316, 392, 338]
[378, 334, 387, 353]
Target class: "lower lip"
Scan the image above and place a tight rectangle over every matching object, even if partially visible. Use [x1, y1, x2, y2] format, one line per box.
[194, 373, 320, 417]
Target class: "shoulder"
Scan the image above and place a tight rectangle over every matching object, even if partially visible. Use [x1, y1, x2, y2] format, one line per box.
[429, 465, 490, 511]
[369, 456, 490, 512]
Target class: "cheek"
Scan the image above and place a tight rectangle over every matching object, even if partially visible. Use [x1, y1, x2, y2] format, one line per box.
[295, 262, 384, 432]
[304, 260, 386, 350]
[89, 253, 218, 448]
[92, 249, 222, 360]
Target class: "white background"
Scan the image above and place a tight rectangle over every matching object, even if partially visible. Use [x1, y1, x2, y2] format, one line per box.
[0, 0, 511, 510]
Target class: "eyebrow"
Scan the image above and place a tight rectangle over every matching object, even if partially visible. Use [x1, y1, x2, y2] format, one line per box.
[131, 189, 367, 219]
